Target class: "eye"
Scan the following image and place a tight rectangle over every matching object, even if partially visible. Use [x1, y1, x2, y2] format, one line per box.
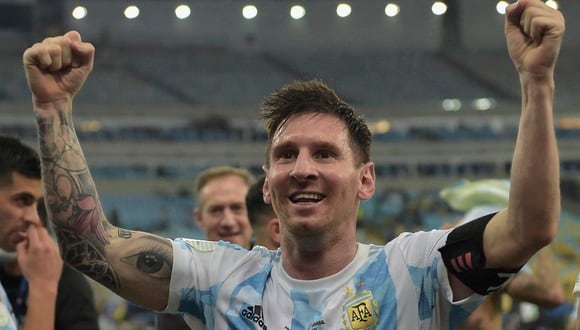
[208, 205, 224, 215]
[230, 204, 246, 213]
[122, 249, 172, 279]
[280, 150, 295, 159]
[316, 150, 335, 159]
[15, 195, 34, 207]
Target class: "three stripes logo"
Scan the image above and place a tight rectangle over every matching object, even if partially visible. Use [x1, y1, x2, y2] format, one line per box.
[241, 305, 268, 329]
[449, 252, 473, 273]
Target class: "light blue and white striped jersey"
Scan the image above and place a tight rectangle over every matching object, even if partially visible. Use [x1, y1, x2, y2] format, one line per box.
[0, 285, 17, 330]
[164, 229, 484, 329]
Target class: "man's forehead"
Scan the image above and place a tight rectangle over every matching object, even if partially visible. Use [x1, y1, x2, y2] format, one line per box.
[0, 172, 42, 195]
[200, 181, 248, 205]
[272, 115, 348, 148]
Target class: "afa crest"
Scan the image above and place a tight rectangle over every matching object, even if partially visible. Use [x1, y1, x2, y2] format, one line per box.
[342, 290, 379, 329]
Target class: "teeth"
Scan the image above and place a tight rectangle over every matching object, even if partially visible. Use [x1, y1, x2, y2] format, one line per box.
[291, 193, 323, 202]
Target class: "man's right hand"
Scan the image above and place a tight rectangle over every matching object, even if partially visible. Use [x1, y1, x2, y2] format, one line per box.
[16, 224, 63, 292]
[22, 30, 95, 109]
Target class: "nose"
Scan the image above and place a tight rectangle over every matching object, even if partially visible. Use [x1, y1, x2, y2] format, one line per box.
[23, 203, 42, 226]
[219, 207, 237, 229]
[290, 152, 317, 182]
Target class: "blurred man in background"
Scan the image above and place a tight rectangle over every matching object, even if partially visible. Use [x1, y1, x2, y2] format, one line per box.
[192, 166, 255, 249]
[157, 165, 255, 329]
[0, 135, 64, 329]
[245, 175, 280, 250]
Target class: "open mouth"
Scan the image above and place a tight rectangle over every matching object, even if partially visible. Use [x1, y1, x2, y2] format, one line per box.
[290, 192, 325, 203]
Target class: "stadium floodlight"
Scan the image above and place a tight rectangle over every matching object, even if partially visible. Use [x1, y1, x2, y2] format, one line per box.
[290, 5, 306, 20]
[175, 5, 191, 19]
[124, 5, 140, 19]
[473, 98, 496, 111]
[384, 3, 400, 17]
[431, 1, 447, 16]
[72, 6, 87, 20]
[495, 1, 509, 14]
[442, 98, 462, 111]
[242, 5, 258, 19]
[336, 3, 352, 18]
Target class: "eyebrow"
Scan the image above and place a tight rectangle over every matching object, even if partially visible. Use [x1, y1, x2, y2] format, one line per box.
[12, 191, 37, 200]
[272, 139, 340, 152]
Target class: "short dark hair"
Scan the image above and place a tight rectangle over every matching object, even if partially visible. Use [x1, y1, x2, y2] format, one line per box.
[0, 135, 41, 186]
[245, 175, 276, 228]
[260, 79, 371, 166]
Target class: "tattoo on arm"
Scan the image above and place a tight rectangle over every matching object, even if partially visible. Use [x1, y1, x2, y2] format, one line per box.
[37, 113, 173, 302]
[55, 228, 120, 292]
[120, 236, 173, 280]
[38, 113, 110, 241]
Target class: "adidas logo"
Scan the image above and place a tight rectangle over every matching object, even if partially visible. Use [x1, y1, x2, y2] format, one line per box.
[241, 305, 268, 330]
[450, 252, 473, 273]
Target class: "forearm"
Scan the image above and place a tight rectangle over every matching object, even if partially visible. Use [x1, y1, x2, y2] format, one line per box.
[509, 74, 560, 252]
[34, 103, 116, 288]
[24, 284, 58, 330]
[35, 104, 172, 310]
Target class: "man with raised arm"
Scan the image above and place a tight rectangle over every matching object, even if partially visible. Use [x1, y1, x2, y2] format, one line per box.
[22, 0, 564, 328]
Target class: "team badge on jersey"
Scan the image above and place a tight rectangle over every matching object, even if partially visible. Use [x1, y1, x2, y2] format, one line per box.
[342, 290, 379, 329]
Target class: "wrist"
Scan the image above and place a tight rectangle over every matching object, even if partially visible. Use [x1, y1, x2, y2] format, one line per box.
[33, 98, 73, 120]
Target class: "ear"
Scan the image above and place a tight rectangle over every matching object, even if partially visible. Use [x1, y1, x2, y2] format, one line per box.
[193, 207, 204, 229]
[262, 167, 272, 205]
[358, 162, 376, 201]
[267, 218, 281, 247]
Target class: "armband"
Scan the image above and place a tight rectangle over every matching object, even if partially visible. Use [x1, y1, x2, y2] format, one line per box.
[438, 213, 522, 295]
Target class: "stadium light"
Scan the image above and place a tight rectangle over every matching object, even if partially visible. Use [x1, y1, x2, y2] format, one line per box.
[473, 98, 496, 111]
[384, 3, 400, 17]
[242, 5, 258, 19]
[290, 5, 306, 20]
[72, 6, 88, 20]
[496, 1, 509, 14]
[124, 5, 140, 19]
[431, 1, 447, 15]
[175, 5, 191, 19]
[442, 98, 462, 111]
[336, 3, 352, 18]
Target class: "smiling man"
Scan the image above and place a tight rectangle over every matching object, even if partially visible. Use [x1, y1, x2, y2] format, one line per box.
[157, 166, 254, 330]
[22, 0, 565, 328]
[193, 166, 255, 249]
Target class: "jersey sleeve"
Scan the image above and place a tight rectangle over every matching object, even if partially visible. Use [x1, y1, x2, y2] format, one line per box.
[163, 238, 273, 327]
[388, 230, 485, 328]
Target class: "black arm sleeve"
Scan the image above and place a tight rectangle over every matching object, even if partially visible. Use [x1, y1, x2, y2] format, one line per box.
[438, 212, 522, 295]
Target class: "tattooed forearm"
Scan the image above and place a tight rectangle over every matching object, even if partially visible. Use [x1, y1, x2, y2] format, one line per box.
[36, 109, 172, 309]
[56, 228, 121, 292]
[37, 112, 110, 245]
[28, 35, 171, 310]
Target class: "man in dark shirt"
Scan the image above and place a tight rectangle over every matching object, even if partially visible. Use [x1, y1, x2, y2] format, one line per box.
[0, 136, 99, 330]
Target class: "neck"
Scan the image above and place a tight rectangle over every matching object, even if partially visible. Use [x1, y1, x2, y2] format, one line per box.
[281, 234, 358, 280]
